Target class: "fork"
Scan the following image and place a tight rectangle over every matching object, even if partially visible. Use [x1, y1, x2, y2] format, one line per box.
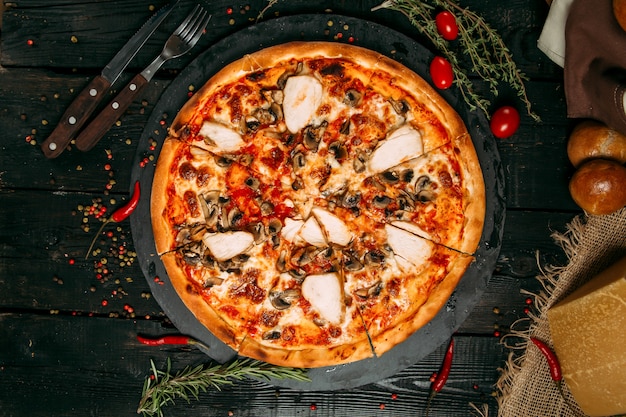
[75, 5, 211, 152]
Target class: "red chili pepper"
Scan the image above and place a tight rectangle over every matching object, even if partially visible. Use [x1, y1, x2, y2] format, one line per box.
[111, 180, 141, 222]
[137, 334, 193, 346]
[137, 334, 210, 351]
[85, 181, 140, 259]
[530, 337, 562, 382]
[530, 337, 576, 410]
[426, 338, 454, 416]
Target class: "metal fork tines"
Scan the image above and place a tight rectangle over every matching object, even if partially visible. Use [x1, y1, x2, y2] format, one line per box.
[142, 5, 211, 81]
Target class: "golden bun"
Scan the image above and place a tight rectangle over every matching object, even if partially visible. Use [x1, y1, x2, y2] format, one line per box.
[614, 0, 626, 32]
[567, 120, 626, 167]
[569, 159, 626, 215]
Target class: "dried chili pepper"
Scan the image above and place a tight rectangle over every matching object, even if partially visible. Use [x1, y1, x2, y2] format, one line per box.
[137, 335, 193, 346]
[530, 337, 576, 410]
[85, 180, 140, 259]
[137, 334, 209, 351]
[425, 338, 454, 416]
[530, 337, 562, 383]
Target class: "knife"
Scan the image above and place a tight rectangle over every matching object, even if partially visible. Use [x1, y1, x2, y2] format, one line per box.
[41, 2, 177, 159]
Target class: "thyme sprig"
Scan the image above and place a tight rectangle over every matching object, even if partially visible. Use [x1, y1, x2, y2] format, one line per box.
[137, 358, 310, 417]
[372, 0, 540, 122]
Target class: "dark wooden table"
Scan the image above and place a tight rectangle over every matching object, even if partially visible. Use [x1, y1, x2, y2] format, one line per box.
[0, 1, 580, 415]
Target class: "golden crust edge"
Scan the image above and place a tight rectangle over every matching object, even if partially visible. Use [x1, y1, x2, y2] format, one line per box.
[151, 138, 183, 256]
[161, 252, 241, 350]
[454, 133, 486, 255]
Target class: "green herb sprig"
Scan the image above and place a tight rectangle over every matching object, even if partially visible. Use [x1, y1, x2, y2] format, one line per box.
[372, 0, 540, 122]
[137, 358, 310, 417]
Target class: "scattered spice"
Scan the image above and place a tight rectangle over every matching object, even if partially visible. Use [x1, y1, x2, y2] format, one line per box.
[85, 180, 140, 259]
[426, 338, 454, 416]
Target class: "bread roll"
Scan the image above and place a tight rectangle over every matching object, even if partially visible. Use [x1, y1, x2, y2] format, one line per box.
[567, 120, 626, 167]
[569, 158, 626, 215]
[614, 0, 626, 32]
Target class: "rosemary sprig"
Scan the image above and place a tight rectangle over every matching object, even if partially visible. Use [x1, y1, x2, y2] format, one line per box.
[137, 358, 310, 417]
[372, 0, 541, 122]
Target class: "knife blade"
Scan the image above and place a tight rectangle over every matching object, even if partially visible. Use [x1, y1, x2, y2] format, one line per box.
[41, 2, 177, 159]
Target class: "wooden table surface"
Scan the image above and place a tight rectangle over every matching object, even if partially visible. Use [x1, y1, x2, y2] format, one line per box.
[0, 1, 580, 416]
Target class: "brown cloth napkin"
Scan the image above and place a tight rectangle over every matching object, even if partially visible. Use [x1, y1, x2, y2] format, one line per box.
[565, 0, 626, 134]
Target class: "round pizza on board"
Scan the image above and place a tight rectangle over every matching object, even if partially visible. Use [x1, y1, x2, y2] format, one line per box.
[151, 41, 486, 368]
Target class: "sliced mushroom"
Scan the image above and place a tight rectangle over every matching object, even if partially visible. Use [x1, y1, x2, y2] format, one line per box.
[353, 151, 367, 173]
[341, 192, 361, 209]
[291, 150, 306, 172]
[269, 288, 301, 310]
[267, 218, 283, 235]
[372, 195, 392, 209]
[276, 250, 288, 272]
[203, 274, 224, 288]
[302, 121, 327, 152]
[354, 280, 383, 300]
[328, 141, 348, 161]
[288, 268, 307, 282]
[276, 61, 304, 89]
[379, 170, 400, 184]
[245, 176, 260, 191]
[389, 97, 410, 116]
[414, 175, 436, 202]
[260, 201, 274, 216]
[364, 250, 386, 266]
[248, 222, 267, 244]
[343, 251, 364, 272]
[262, 330, 282, 340]
[400, 168, 414, 183]
[340, 119, 351, 135]
[344, 89, 363, 107]
[253, 107, 277, 125]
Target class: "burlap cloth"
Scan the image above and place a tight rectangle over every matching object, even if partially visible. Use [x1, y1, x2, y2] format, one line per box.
[496, 207, 626, 417]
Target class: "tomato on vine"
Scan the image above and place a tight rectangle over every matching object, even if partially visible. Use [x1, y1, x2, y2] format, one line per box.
[435, 11, 458, 41]
[429, 56, 454, 90]
[490, 106, 520, 138]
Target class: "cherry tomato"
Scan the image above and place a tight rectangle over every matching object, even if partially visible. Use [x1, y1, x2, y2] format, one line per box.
[436, 11, 458, 41]
[429, 56, 454, 89]
[490, 106, 520, 138]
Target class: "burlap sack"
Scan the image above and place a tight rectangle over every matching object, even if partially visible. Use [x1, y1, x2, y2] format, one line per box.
[496, 207, 626, 417]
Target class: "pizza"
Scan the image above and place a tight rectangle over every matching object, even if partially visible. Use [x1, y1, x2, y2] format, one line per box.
[150, 41, 485, 368]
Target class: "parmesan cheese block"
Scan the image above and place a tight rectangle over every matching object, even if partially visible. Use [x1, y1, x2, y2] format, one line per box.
[547, 255, 626, 417]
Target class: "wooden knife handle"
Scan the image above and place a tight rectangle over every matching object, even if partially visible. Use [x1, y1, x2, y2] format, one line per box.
[75, 73, 149, 152]
[41, 75, 111, 158]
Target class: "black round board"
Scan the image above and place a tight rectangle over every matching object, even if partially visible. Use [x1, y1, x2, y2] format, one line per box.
[130, 13, 505, 391]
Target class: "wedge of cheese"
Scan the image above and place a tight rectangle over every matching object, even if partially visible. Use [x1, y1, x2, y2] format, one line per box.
[547, 255, 626, 417]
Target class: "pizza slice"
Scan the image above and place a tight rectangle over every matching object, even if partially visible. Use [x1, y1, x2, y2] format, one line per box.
[345, 222, 473, 357]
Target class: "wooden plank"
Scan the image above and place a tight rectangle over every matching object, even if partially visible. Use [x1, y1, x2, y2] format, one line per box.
[0, 313, 505, 417]
[1, 0, 557, 79]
